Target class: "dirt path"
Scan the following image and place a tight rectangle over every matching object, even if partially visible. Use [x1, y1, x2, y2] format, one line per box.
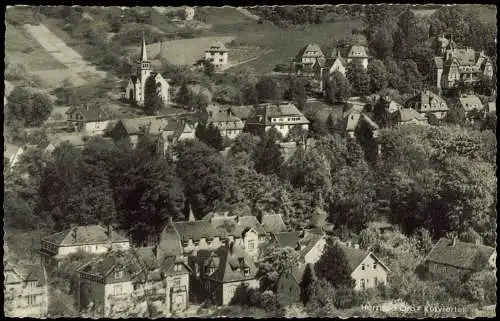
[220, 49, 273, 71]
[235, 7, 260, 21]
[23, 24, 107, 86]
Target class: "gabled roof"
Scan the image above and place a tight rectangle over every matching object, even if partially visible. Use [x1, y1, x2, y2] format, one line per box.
[425, 238, 495, 271]
[347, 45, 368, 58]
[458, 95, 483, 111]
[160, 255, 191, 276]
[339, 245, 390, 273]
[132, 247, 159, 270]
[261, 214, 287, 233]
[78, 255, 126, 279]
[207, 40, 228, 52]
[66, 104, 112, 122]
[193, 246, 258, 283]
[272, 231, 299, 248]
[297, 43, 325, 59]
[405, 90, 449, 112]
[299, 232, 324, 258]
[229, 106, 254, 121]
[6, 264, 46, 286]
[42, 225, 129, 246]
[246, 103, 310, 126]
[397, 108, 427, 122]
[450, 48, 477, 66]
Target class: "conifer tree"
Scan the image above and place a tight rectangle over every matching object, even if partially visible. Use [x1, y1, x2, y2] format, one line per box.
[315, 243, 355, 289]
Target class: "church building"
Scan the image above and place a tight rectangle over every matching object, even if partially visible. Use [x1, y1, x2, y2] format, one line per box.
[124, 35, 170, 107]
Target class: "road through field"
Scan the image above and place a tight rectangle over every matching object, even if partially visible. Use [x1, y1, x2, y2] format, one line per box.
[220, 49, 273, 71]
[23, 24, 107, 86]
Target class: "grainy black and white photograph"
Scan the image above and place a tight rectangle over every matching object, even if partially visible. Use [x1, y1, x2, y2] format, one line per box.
[3, 4, 497, 318]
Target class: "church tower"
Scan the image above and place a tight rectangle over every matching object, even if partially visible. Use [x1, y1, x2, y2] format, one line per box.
[137, 33, 152, 106]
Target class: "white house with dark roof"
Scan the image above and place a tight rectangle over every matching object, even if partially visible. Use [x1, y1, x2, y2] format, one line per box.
[4, 263, 49, 318]
[336, 241, 390, 291]
[124, 35, 170, 107]
[453, 94, 484, 116]
[404, 90, 449, 120]
[296, 43, 325, 66]
[66, 103, 113, 136]
[347, 45, 369, 69]
[245, 102, 310, 138]
[40, 224, 130, 268]
[205, 41, 229, 68]
[394, 108, 428, 126]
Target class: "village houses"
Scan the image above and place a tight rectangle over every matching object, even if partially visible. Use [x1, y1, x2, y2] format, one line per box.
[4, 263, 49, 318]
[245, 102, 310, 138]
[123, 35, 171, 107]
[205, 41, 229, 68]
[66, 103, 113, 136]
[432, 35, 493, 91]
[404, 89, 449, 120]
[423, 237, 496, 280]
[40, 224, 130, 269]
[204, 104, 246, 139]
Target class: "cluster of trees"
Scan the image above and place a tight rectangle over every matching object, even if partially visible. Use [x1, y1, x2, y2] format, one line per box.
[6, 87, 54, 127]
[250, 6, 349, 25]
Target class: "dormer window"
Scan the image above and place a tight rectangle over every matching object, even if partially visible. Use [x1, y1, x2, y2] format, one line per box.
[174, 264, 182, 272]
[206, 265, 216, 275]
[243, 267, 250, 276]
[114, 271, 123, 279]
[361, 264, 365, 271]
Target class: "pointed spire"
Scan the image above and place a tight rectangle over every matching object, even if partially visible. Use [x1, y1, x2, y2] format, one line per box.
[140, 32, 148, 62]
[188, 205, 195, 222]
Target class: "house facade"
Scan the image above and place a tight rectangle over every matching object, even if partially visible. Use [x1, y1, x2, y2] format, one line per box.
[205, 41, 229, 68]
[347, 45, 369, 69]
[124, 36, 170, 107]
[4, 264, 49, 318]
[66, 104, 112, 136]
[423, 237, 496, 279]
[40, 225, 130, 269]
[189, 245, 260, 305]
[404, 90, 449, 120]
[296, 43, 325, 67]
[338, 242, 390, 291]
[245, 102, 310, 138]
[432, 37, 493, 90]
[158, 213, 285, 262]
[156, 120, 196, 157]
[394, 108, 428, 126]
[159, 256, 191, 315]
[205, 104, 246, 139]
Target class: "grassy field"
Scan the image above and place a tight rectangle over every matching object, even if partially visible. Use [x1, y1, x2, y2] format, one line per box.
[197, 6, 254, 27]
[5, 23, 67, 70]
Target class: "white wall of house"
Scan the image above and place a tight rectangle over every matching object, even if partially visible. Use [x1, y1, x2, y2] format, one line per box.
[56, 241, 130, 257]
[104, 281, 134, 316]
[4, 278, 48, 317]
[347, 58, 368, 69]
[329, 59, 346, 76]
[84, 121, 111, 137]
[265, 123, 309, 138]
[165, 273, 190, 314]
[351, 255, 388, 291]
[205, 51, 228, 67]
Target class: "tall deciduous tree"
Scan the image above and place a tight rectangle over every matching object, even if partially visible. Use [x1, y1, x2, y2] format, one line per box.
[315, 243, 355, 289]
[144, 76, 163, 115]
[284, 76, 306, 110]
[370, 27, 394, 59]
[346, 61, 371, 96]
[257, 246, 300, 291]
[367, 59, 388, 92]
[256, 76, 283, 104]
[7, 87, 54, 127]
[253, 130, 284, 175]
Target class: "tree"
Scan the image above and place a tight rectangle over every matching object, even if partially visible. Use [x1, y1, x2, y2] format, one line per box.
[175, 140, 229, 217]
[367, 59, 388, 92]
[144, 76, 163, 115]
[253, 130, 284, 175]
[315, 243, 355, 289]
[7, 87, 54, 127]
[305, 278, 337, 315]
[300, 263, 315, 305]
[257, 246, 300, 291]
[284, 76, 306, 110]
[346, 61, 371, 96]
[370, 27, 394, 59]
[230, 133, 258, 156]
[256, 76, 283, 104]
[175, 81, 192, 108]
[195, 58, 215, 78]
[203, 123, 224, 151]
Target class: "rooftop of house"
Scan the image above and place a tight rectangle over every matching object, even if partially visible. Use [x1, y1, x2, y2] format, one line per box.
[44, 133, 87, 151]
[160, 255, 192, 277]
[228, 105, 254, 121]
[448, 48, 477, 66]
[347, 45, 369, 59]
[191, 245, 258, 283]
[206, 105, 245, 128]
[246, 102, 310, 126]
[297, 43, 325, 59]
[298, 231, 325, 258]
[458, 94, 483, 111]
[66, 103, 112, 122]
[406, 90, 449, 111]
[4, 143, 22, 161]
[207, 41, 228, 52]
[4, 264, 46, 286]
[113, 117, 166, 136]
[42, 224, 129, 247]
[425, 238, 495, 271]
[271, 231, 300, 248]
[345, 112, 379, 132]
[397, 108, 428, 122]
[261, 214, 288, 234]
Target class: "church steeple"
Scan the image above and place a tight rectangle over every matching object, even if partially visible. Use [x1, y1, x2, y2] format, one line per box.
[140, 32, 148, 62]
